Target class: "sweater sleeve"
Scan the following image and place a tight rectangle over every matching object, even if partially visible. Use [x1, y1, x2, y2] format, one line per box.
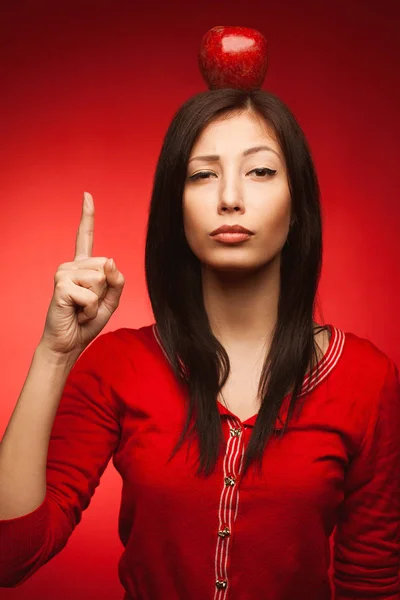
[0, 331, 122, 587]
[333, 357, 400, 599]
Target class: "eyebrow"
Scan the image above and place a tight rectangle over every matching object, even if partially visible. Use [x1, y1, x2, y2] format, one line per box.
[188, 145, 281, 164]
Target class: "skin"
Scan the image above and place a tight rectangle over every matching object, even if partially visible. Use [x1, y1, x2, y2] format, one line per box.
[182, 110, 329, 420]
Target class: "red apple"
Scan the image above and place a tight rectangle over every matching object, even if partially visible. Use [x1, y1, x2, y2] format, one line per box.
[198, 26, 268, 92]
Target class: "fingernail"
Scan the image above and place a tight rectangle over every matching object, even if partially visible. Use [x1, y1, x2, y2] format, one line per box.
[109, 258, 115, 269]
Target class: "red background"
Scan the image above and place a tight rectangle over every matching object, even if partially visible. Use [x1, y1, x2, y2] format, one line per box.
[1, 0, 399, 597]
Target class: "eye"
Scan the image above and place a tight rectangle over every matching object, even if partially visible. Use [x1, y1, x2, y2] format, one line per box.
[188, 168, 277, 182]
[250, 168, 277, 177]
[189, 171, 215, 181]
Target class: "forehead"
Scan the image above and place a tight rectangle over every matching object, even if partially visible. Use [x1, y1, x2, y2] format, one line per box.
[190, 111, 279, 154]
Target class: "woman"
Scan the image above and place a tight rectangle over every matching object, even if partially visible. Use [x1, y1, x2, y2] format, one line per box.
[1, 89, 399, 599]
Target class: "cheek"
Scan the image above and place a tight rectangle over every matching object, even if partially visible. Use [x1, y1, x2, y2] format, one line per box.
[182, 200, 214, 264]
[261, 186, 291, 221]
[182, 197, 205, 241]
[251, 199, 289, 232]
[250, 192, 292, 248]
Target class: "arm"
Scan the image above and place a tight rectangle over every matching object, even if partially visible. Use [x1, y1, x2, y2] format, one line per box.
[0, 345, 79, 520]
[333, 358, 400, 599]
[0, 331, 121, 587]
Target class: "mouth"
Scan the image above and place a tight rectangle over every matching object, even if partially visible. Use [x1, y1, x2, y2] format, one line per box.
[210, 231, 253, 244]
[210, 224, 254, 236]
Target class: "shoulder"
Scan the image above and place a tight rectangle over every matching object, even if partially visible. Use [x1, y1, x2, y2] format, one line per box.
[83, 323, 156, 354]
[327, 326, 399, 455]
[334, 324, 398, 393]
[101, 323, 156, 350]
[82, 323, 164, 372]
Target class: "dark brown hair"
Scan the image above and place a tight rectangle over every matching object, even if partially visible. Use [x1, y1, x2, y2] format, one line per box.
[145, 88, 326, 478]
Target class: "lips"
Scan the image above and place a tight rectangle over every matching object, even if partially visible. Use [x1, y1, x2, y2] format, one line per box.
[210, 224, 254, 236]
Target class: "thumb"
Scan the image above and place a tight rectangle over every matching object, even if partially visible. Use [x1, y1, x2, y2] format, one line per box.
[102, 258, 125, 308]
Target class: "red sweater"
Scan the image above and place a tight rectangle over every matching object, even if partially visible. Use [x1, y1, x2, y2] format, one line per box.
[1, 323, 400, 599]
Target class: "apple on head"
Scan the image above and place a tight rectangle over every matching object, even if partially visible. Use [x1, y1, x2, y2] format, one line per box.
[198, 25, 268, 92]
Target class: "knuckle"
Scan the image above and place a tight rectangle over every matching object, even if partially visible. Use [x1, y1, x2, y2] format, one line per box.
[54, 265, 66, 281]
[54, 281, 67, 298]
[57, 261, 70, 271]
[90, 288, 99, 301]
[54, 276, 65, 289]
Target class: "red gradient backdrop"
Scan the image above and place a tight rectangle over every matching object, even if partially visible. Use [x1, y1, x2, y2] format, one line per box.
[1, 1, 399, 598]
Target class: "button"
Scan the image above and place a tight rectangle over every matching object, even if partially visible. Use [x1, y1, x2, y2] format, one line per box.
[230, 427, 242, 437]
[224, 475, 236, 486]
[216, 579, 228, 589]
[218, 526, 231, 538]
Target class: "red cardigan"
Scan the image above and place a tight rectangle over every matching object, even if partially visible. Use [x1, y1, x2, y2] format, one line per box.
[1, 323, 400, 599]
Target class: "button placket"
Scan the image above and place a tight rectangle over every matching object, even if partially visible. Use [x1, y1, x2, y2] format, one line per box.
[213, 417, 245, 597]
[230, 427, 242, 437]
[224, 475, 236, 486]
[216, 579, 228, 590]
[218, 526, 231, 538]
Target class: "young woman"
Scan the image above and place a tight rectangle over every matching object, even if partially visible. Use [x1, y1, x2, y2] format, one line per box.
[1, 89, 399, 599]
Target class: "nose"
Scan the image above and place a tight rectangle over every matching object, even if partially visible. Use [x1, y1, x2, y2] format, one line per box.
[217, 177, 245, 214]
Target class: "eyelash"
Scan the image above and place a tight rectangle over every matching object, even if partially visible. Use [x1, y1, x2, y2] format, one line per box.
[189, 168, 277, 181]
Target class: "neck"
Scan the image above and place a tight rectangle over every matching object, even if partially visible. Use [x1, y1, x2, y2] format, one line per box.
[201, 255, 280, 350]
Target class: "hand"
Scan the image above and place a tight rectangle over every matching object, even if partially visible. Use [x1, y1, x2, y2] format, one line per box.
[39, 192, 125, 356]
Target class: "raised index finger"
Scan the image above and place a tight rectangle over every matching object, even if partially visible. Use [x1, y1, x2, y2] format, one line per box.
[74, 192, 94, 261]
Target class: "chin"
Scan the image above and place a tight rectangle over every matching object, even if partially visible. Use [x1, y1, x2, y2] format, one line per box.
[201, 256, 276, 273]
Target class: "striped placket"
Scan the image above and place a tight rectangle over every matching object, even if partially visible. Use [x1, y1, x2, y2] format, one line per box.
[214, 416, 245, 597]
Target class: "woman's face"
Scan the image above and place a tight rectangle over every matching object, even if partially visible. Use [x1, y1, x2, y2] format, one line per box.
[183, 110, 292, 272]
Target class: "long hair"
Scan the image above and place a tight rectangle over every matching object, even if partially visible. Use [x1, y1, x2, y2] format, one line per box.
[145, 88, 326, 478]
